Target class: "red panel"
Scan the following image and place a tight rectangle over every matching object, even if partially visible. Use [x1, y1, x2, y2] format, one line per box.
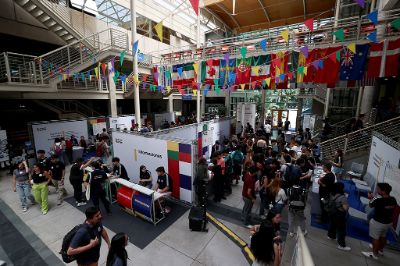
[117, 186, 134, 209]
[168, 159, 180, 199]
[179, 153, 192, 163]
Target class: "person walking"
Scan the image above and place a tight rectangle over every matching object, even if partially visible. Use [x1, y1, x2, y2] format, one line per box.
[68, 207, 111, 266]
[327, 182, 351, 251]
[106, 232, 129, 266]
[31, 163, 50, 215]
[12, 160, 35, 212]
[49, 154, 67, 205]
[362, 183, 397, 260]
[70, 158, 92, 207]
[89, 161, 111, 215]
[242, 166, 257, 227]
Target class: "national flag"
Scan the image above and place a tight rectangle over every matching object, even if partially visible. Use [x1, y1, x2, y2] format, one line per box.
[251, 55, 271, 82]
[314, 47, 341, 87]
[235, 58, 251, 85]
[172, 63, 195, 86]
[384, 38, 400, 77]
[201, 59, 220, 85]
[340, 44, 369, 80]
[271, 51, 289, 89]
[219, 58, 236, 86]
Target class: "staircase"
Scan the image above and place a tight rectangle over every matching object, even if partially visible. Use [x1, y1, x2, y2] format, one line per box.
[320, 115, 400, 160]
[32, 99, 102, 118]
[15, 0, 92, 45]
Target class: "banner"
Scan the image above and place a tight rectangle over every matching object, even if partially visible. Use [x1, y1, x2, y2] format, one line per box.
[108, 116, 136, 130]
[154, 112, 175, 130]
[237, 103, 256, 130]
[31, 120, 88, 153]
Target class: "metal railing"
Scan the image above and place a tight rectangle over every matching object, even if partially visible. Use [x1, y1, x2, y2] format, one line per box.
[321, 115, 400, 160]
[157, 8, 400, 65]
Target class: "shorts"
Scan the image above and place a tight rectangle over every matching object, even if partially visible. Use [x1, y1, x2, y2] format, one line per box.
[369, 219, 392, 239]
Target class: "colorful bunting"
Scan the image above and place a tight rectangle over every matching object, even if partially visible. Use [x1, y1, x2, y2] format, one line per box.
[367, 10, 378, 25]
[189, 0, 199, 16]
[354, 0, 365, 8]
[193, 89, 197, 96]
[154, 21, 163, 42]
[333, 28, 345, 42]
[279, 73, 285, 81]
[319, 59, 324, 69]
[304, 18, 314, 32]
[304, 66, 308, 75]
[167, 85, 171, 93]
[348, 43, 356, 53]
[259, 39, 267, 52]
[133, 40, 139, 56]
[298, 66, 304, 75]
[367, 31, 377, 43]
[281, 29, 289, 43]
[240, 84, 245, 90]
[193, 63, 198, 74]
[120, 50, 126, 66]
[177, 67, 183, 77]
[391, 18, 400, 30]
[224, 53, 230, 62]
[101, 63, 107, 77]
[94, 67, 98, 79]
[300, 45, 309, 58]
[240, 47, 247, 58]
[204, 85, 209, 96]
[312, 61, 320, 70]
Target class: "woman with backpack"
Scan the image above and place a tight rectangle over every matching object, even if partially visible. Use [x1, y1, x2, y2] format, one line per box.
[267, 178, 287, 214]
[326, 182, 351, 251]
[106, 232, 129, 266]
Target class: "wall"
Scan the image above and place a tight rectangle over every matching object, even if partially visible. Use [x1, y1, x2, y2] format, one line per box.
[0, 0, 65, 46]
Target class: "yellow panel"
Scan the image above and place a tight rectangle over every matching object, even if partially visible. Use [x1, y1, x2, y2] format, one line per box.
[167, 141, 179, 151]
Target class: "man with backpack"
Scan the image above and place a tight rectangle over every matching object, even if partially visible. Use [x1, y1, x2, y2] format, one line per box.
[65, 206, 110, 266]
[281, 155, 301, 191]
[231, 146, 244, 185]
[287, 184, 308, 237]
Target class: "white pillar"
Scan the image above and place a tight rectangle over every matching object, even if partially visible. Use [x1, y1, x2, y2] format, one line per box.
[356, 86, 364, 117]
[333, 0, 341, 43]
[323, 87, 331, 118]
[260, 89, 266, 126]
[131, 0, 141, 128]
[108, 62, 118, 117]
[360, 86, 376, 115]
[196, 4, 201, 123]
[168, 94, 174, 113]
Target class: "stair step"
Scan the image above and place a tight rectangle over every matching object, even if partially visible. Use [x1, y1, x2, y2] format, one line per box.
[45, 20, 57, 28]
[16, 0, 30, 6]
[25, 3, 37, 12]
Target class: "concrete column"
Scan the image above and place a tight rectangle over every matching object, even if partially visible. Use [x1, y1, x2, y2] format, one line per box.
[196, 4, 201, 123]
[225, 90, 230, 116]
[360, 86, 376, 114]
[260, 89, 266, 126]
[201, 93, 206, 115]
[296, 97, 304, 129]
[108, 62, 118, 117]
[168, 94, 174, 113]
[131, 0, 141, 129]
[333, 0, 341, 43]
[356, 86, 364, 117]
[323, 87, 331, 118]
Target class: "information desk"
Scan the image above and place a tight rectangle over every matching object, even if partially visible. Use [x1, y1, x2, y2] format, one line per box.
[110, 178, 166, 225]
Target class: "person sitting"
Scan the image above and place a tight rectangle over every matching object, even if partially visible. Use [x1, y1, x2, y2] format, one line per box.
[139, 165, 153, 189]
[111, 157, 129, 181]
[154, 166, 172, 213]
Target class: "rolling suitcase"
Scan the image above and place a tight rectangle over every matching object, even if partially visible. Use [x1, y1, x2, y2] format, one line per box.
[188, 206, 204, 231]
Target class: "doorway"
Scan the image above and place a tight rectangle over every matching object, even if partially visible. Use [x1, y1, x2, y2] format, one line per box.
[271, 109, 289, 127]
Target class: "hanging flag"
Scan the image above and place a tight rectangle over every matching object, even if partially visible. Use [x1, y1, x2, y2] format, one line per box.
[110, 58, 115, 72]
[189, 0, 199, 16]
[240, 47, 247, 58]
[166, 85, 171, 93]
[142, 82, 146, 90]
[239, 84, 246, 90]
[367, 39, 400, 78]
[392, 18, 400, 30]
[304, 18, 314, 32]
[224, 53, 230, 63]
[300, 45, 309, 58]
[133, 40, 139, 56]
[201, 59, 220, 85]
[235, 58, 251, 85]
[101, 63, 107, 77]
[271, 51, 289, 88]
[219, 58, 236, 86]
[266, 77, 271, 87]
[251, 55, 271, 82]
[204, 84, 210, 96]
[315, 47, 341, 87]
[120, 75, 126, 85]
[347, 43, 356, 54]
[340, 44, 369, 80]
[354, 0, 365, 8]
[87, 70, 91, 80]
[154, 21, 163, 42]
[80, 72, 85, 82]
[367, 31, 377, 43]
[94, 67, 99, 79]
[259, 39, 267, 52]
[193, 89, 197, 96]
[312, 60, 320, 70]
[367, 10, 378, 25]
[193, 63, 198, 74]
[228, 72, 236, 86]
[333, 29, 345, 42]
[281, 29, 289, 43]
[120, 50, 126, 66]
[172, 63, 195, 86]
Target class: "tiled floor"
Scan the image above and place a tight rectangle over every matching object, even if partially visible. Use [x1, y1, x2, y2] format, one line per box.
[1, 165, 399, 266]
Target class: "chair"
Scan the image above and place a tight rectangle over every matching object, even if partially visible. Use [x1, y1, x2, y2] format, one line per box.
[347, 162, 364, 179]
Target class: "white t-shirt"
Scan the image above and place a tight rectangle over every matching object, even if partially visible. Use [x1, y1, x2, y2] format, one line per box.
[265, 124, 271, 133]
[275, 189, 287, 204]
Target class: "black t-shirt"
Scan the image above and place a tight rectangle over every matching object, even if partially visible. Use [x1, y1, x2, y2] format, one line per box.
[70, 163, 83, 182]
[90, 169, 108, 192]
[319, 172, 335, 197]
[32, 172, 47, 184]
[49, 161, 65, 180]
[113, 164, 129, 180]
[70, 223, 103, 265]
[284, 120, 290, 130]
[38, 157, 51, 171]
[371, 196, 397, 224]
[157, 174, 170, 190]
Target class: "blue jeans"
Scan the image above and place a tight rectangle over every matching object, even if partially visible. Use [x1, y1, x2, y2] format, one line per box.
[16, 181, 34, 208]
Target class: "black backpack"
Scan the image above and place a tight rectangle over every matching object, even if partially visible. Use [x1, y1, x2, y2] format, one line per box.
[284, 164, 302, 185]
[60, 224, 88, 263]
[323, 194, 343, 215]
[287, 186, 307, 210]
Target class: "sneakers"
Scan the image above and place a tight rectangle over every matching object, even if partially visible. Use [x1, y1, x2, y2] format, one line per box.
[289, 232, 295, 237]
[42, 211, 47, 215]
[77, 202, 87, 207]
[362, 251, 379, 260]
[22, 207, 27, 212]
[327, 236, 335, 241]
[369, 244, 384, 255]
[57, 201, 62, 206]
[337, 245, 351, 251]
[303, 230, 308, 236]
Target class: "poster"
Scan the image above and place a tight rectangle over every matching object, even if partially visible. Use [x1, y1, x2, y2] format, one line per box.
[367, 135, 400, 202]
[0, 130, 9, 163]
[88, 118, 107, 136]
[31, 120, 88, 153]
[109, 116, 135, 130]
[239, 103, 256, 130]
